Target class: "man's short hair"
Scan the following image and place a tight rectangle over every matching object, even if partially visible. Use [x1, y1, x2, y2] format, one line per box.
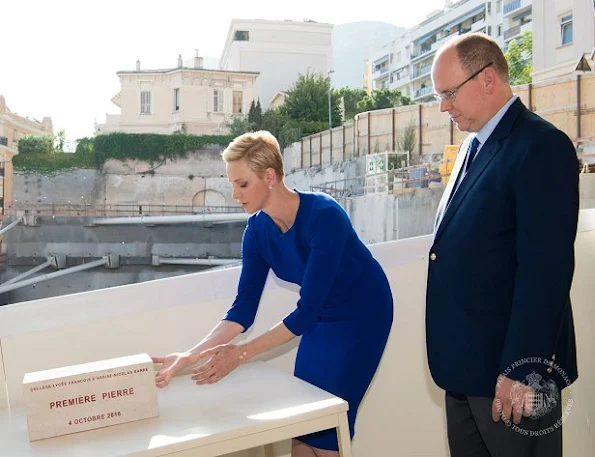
[449, 33, 510, 84]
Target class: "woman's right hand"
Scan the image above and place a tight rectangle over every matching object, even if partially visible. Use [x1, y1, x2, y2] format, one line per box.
[151, 352, 193, 388]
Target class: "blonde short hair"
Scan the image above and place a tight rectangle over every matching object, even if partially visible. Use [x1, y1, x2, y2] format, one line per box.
[221, 130, 285, 179]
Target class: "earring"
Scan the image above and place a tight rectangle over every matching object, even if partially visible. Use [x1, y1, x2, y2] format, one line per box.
[268, 185, 273, 190]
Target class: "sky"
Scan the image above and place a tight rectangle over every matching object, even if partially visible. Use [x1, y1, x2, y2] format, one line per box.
[0, 0, 448, 145]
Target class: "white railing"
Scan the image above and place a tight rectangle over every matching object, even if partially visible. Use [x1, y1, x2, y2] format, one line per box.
[1, 210, 594, 457]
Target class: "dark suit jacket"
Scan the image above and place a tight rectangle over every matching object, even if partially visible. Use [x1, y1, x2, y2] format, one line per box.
[426, 98, 579, 397]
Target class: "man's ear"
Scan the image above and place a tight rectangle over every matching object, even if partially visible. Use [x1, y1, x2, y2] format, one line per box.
[482, 67, 497, 94]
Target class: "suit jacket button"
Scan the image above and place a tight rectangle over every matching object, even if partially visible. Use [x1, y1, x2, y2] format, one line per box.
[547, 367, 553, 374]
[430, 253, 437, 261]
[551, 354, 556, 361]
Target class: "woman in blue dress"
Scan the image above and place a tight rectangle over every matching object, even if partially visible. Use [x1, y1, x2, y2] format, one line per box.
[153, 131, 393, 456]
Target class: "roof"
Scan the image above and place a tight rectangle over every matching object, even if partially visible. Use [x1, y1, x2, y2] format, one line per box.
[117, 67, 259, 76]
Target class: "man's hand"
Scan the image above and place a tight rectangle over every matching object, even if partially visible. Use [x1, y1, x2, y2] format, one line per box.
[492, 375, 534, 424]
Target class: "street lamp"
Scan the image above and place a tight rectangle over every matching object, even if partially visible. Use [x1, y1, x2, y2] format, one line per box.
[327, 70, 334, 131]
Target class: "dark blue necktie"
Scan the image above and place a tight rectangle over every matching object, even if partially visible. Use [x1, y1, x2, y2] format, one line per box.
[464, 137, 480, 173]
[445, 136, 481, 209]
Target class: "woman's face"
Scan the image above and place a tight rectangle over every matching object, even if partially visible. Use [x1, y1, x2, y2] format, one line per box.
[226, 159, 270, 214]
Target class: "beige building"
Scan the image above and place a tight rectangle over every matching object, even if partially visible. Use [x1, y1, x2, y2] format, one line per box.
[0, 95, 53, 214]
[0, 95, 53, 149]
[95, 54, 259, 135]
[220, 19, 333, 110]
[533, 0, 595, 81]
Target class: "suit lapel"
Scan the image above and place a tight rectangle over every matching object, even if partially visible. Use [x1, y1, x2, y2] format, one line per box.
[434, 98, 526, 242]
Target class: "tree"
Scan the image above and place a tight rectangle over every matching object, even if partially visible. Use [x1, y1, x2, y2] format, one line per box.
[356, 89, 410, 113]
[505, 30, 532, 86]
[54, 130, 66, 152]
[336, 88, 368, 120]
[281, 73, 342, 128]
[225, 116, 254, 137]
[17, 134, 54, 155]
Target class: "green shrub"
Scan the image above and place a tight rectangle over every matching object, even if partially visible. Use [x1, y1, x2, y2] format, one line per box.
[13, 132, 233, 174]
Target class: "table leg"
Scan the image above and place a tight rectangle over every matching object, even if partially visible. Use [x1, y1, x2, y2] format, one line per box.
[336, 413, 353, 457]
[262, 443, 275, 457]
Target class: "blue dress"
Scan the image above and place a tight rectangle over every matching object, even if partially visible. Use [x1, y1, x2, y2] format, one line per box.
[223, 190, 393, 450]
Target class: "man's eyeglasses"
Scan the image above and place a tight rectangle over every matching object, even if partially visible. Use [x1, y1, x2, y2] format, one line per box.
[433, 62, 493, 103]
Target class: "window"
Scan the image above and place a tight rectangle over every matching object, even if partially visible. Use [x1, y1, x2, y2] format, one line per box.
[561, 14, 573, 45]
[213, 89, 223, 112]
[234, 30, 249, 41]
[497, 25, 502, 36]
[396, 51, 402, 62]
[487, 2, 491, 14]
[13, 130, 17, 143]
[487, 25, 492, 36]
[496, 0, 501, 13]
[232, 91, 243, 114]
[173, 88, 180, 111]
[140, 91, 151, 114]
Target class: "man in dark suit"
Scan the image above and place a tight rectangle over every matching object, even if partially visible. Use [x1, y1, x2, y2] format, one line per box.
[426, 33, 578, 457]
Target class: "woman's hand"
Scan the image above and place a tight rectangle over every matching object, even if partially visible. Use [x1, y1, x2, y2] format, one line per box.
[190, 344, 246, 385]
[152, 353, 192, 389]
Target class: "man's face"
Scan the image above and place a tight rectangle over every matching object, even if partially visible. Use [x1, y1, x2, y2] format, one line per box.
[431, 49, 486, 133]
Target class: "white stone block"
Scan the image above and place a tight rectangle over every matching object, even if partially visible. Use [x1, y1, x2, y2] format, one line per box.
[22, 353, 159, 441]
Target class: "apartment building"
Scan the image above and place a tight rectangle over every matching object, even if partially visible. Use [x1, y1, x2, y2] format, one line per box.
[533, 0, 594, 81]
[371, 0, 533, 102]
[95, 54, 259, 135]
[219, 19, 333, 110]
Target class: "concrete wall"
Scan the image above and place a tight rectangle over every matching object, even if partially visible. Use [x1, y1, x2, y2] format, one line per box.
[296, 72, 595, 167]
[580, 173, 595, 209]
[12, 148, 238, 208]
[0, 216, 244, 305]
[285, 157, 442, 243]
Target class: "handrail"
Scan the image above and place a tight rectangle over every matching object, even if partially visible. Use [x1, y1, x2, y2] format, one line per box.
[5, 203, 244, 217]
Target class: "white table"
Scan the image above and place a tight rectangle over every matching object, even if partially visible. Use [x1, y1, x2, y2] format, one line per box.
[0, 362, 352, 457]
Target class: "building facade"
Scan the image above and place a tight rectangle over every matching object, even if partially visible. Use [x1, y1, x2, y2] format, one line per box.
[0, 95, 53, 149]
[219, 19, 333, 109]
[0, 95, 53, 214]
[532, 0, 594, 81]
[370, 0, 533, 102]
[95, 55, 259, 136]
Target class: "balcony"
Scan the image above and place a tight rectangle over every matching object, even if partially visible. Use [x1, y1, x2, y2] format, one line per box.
[503, 0, 520, 15]
[503, 0, 530, 17]
[411, 64, 432, 80]
[504, 21, 531, 42]
[471, 19, 486, 33]
[503, 24, 521, 41]
[413, 85, 433, 100]
[372, 65, 389, 76]
[0, 208, 593, 456]
[431, 32, 460, 52]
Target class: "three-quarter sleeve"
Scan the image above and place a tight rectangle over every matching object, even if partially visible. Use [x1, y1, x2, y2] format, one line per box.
[223, 223, 270, 332]
[283, 206, 350, 335]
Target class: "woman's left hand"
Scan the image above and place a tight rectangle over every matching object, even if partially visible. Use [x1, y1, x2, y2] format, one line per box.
[191, 344, 246, 384]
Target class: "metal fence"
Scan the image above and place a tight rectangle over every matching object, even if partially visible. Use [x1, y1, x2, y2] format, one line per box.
[310, 169, 448, 199]
[5, 202, 244, 217]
